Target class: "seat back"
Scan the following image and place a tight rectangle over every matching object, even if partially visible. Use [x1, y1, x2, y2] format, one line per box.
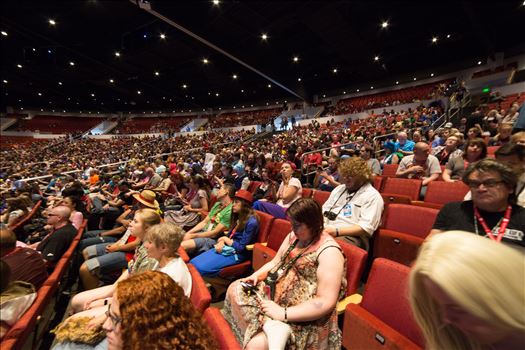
[487, 146, 500, 156]
[373, 176, 384, 191]
[359, 258, 423, 347]
[382, 178, 422, 201]
[312, 190, 331, 206]
[424, 181, 469, 205]
[187, 264, 211, 313]
[267, 218, 292, 251]
[209, 194, 218, 208]
[254, 210, 275, 243]
[338, 240, 368, 296]
[382, 164, 399, 177]
[202, 307, 242, 350]
[247, 181, 262, 193]
[301, 188, 313, 198]
[383, 204, 439, 238]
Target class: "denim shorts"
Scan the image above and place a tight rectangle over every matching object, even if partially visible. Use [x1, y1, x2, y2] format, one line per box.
[193, 237, 217, 254]
[85, 251, 128, 276]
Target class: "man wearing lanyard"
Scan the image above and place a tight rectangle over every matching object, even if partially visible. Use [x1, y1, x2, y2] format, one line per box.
[181, 183, 234, 256]
[29, 206, 77, 268]
[321, 158, 384, 251]
[431, 159, 525, 249]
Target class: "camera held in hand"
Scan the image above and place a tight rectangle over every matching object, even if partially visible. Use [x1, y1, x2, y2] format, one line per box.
[324, 211, 337, 221]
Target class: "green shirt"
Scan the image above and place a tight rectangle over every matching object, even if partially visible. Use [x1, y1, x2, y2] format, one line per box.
[206, 201, 233, 233]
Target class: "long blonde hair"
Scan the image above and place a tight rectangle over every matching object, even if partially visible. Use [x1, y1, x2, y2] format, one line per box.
[409, 231, 525, 350]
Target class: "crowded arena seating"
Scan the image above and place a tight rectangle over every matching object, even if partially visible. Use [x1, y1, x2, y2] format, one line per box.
[208, 107, 282, 128]
[330, 79, 453, 115]
[10, 115, 103, 133]
[486, 92, 525, 112]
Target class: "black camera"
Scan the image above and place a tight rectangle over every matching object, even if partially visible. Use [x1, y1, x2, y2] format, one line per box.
[324, 211, 337, 221]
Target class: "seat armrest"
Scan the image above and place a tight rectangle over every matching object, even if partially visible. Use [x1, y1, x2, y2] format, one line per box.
[246, 242, 267, 251]
[337, 293, 362, 314]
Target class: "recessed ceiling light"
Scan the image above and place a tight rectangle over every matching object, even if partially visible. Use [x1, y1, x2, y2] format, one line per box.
[446, 34, 451, 38]
[58, 81, 63, 85]
[1, 31, 7, 36]
[261, 33, 268, 40]
[215, 93, 219, 97]
[202, 58, 209, 64]
[160, 33, 166, 39]
[69, 61, 75, 66]
[432, 36, 438, 43]
[137, 90, 141, 94]
[40, 109, 43, 111]
[232, 74, 238, 79]
[109, 79, 114, 83]
[477, 61, 482, 65]
[297, 78, 301, 82]
[413, 77, 417, 81]
[357, 89, 360, 92]
[114, 51, 121, 57]
[212, 0, 220, 5]
[396, 81, 399, 84]
[48, 19, 56, 26]
[2, 79, 7, 84]
[343, 91, 346, 94]
[182, 84, 187, 89]
[370, 86, 374, 89]
[38, 92, 42, 96]
[322, 95, 326, 98]
[20, 107, 24, 110]
[293, 56, 299, 62]
[332, 68, 338, 73]
[16, 64, 22, 68]
[374, 56, 380, 61]
[154, 71, 160, 76]
[91, 93, 95, 97]
[430, 73, 434, 77]
[241, 89, 244, 93]
[381, 21, 389, 28]
[267, 84, 271, 88]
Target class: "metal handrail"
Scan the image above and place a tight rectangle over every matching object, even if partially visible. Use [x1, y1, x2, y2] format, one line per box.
[300, 141, 355, 176]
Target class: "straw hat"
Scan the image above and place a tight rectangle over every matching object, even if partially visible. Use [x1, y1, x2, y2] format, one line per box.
[133, 190, 159, 209]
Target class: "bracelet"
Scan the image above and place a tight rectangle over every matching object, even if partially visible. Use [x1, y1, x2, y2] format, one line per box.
[284, 306, 288, 322]
[336, 228, 340, 237]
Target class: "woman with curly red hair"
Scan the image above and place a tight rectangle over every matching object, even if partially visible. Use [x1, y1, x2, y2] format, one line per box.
[53, 270, 214, 350]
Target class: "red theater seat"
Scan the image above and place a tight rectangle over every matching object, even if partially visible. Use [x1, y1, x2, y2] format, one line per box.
[188, 263, 211, 313]
[301, 188, 313, 198]
[381, 164, 399, 177]
[252, 218, 292, 270]
[413, 180, 469, 208]
[342, 258, 423, 350]
[382, 177, 422, 201]
[312, 190, 331, 206]
[202, 307, 242, 350]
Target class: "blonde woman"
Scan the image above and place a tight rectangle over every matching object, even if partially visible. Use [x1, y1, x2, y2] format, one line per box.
[409, 231, 525, 350]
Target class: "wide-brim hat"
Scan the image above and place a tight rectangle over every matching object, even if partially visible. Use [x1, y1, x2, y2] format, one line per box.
[234, 189, 253, 204]
[133, 190, 159, 209]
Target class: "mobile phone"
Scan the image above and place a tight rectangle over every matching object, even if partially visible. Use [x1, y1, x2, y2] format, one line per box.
[240, 281, 256, 292]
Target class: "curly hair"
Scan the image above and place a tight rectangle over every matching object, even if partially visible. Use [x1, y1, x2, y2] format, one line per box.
[338, 157, 372, 185]
[116, 271, 215, 350]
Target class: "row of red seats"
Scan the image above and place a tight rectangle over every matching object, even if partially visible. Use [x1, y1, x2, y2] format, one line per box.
[12, 116, 102, 133]
[9, 200, 42, 235]
[486, 92, 525, 111]
[112, 116, 189, 134]
[0, 220, 88, 350]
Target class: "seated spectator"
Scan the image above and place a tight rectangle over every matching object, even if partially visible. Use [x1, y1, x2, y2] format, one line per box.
[380, 140, 403, 166]
[79, 208, 160, 290]
[29, 206, 76, 268]
[409, 231, 525, 350]
[69, 221, 190, 327]
[62, 196, 85, 229]
[443, 138, 487, 182]
[223, 198, 345, 349]
[0, 228, 48, 289]
[431, 159, 525, 249]
[1, 197, 28, 227]
[396, 131, 415, 156]
[466, 126, 482, 141]
[431, 135, 463, 165]
[495, 143, 525, 207]
[165, 175, 209, 229]
[148, 168, 172, 194]
[313, 156, 341, 192]
[490, 122, 513, 146]
[252, 168, 277, 201]
[181, 183, 234, 255]
[396, 142, 442, 195]
[502, 102, 520, 124]
[360, 146, 381, 176]
[53, 271, 214, 350]
[0, 260, 37, 339]
[191, 190, 259, 276]
[322, 157, 383, 251]
[253, 162, 302, 220]
[512, 131, 525, 145]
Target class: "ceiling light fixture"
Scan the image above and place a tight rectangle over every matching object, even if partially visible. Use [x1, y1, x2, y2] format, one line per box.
[182, 84, 187, 89]
[432, 36, 438, 43]
[381, 21, 389, 28]
[137, 90, 141, 94]
[267, 84, 271, 88]
[261, 33, 268, 40]
[109, 79, 114, 83]
[446, 34, 451, 38]
[430, 73, 434, 77]
[16, 64, 22, 68]
[212, 0, 220, 5]
[2, 80, 7, 84]
[333, 68, 338, 73]
[114, 51, 120, 57]
[293, 56, 299, 62]
[202, 58, 209, 64]
[370, 86, 374, 89]
[38, 92, 42, 96]
[215, 93, 219, 96]
[343, 91, 346, 94]
[1, 31, 8, 36]
[154, 71, 160, 76]
[91, 93, 95, 97]
[160, 33, 166, 39]
[396, 81, 399, 84]
[297, 78, 301, 82]
[413, 77, 417, 81]
[477, 61, 482, 65]
[356, 89, 360, 92]
[232, 74, 238, 79]
[48, 19, 56, 26]
[69, 61, 75, 66]
[374, 56, 380, 61]
[58, 81, 63, 85]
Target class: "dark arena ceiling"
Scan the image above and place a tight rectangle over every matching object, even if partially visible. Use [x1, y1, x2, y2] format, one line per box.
[1, 0, 524, 113]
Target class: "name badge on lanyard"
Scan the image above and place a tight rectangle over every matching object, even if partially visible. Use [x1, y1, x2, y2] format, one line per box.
[343, 203, 352, 217]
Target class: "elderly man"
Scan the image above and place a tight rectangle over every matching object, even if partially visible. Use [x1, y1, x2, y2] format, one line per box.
[322, 158, 384, 251]
[396, 142, 442, 188]
[431, 135, 463, 165]
[396, 131, 415, 156]
[431, 159, 525, 249]
[31, 206, 76, 267]
[0, 228, 48, 288]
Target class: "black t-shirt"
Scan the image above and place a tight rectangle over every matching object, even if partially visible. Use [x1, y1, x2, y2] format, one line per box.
[36, 223, 77, 263]
[118, 190, 134, 206]
[433, 201, 525, 249]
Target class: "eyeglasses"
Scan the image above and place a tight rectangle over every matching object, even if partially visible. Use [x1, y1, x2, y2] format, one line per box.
[105, 304, 122, 327]
[466, 179, 504, 189]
